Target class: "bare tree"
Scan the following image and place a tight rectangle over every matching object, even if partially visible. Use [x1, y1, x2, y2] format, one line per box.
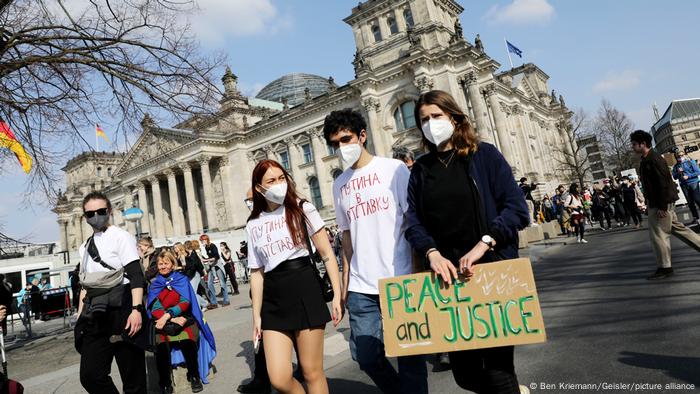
[552, 109, 591, 189]
[594, 99, 636, 173]
[0, 0, 226, 203]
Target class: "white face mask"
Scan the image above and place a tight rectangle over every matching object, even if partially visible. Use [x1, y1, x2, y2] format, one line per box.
[339, 143, 362, 169]
[421, 118, 454, 146]
[260, 183, 287, 205]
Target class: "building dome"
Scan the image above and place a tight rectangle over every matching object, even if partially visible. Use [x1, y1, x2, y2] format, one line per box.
[256, 73, 332, 107]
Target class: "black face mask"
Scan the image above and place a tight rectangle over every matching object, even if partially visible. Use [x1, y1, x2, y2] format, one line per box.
[86, 213, 110, 231]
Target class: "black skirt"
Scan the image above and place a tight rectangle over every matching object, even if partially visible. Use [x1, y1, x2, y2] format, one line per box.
[261, 257, 331, 331]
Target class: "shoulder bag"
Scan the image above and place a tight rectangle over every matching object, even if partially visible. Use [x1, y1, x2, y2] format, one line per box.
[300, 202, 334, 302]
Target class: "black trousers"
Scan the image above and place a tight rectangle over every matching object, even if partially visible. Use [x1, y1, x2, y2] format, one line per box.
[79, 332, 147, 394]
[624, 202, 642, 225]
[155, 340, 200, 387]
[448, 346, 519, 394]
[224, 263, 239, 294]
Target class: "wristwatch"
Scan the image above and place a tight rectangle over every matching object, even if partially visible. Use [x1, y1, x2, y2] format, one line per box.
[132, 304, 144, 313]
[480, 235, 495, 250]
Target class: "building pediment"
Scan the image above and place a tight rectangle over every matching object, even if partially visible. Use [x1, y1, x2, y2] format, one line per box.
[115, 127, 198, 177]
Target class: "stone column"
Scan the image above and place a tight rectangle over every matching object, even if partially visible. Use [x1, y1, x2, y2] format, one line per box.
[136, 183, 151, 236]
[123, 187, 136, 235]
[310, 130, 333, 207]
[198, 156, 218, 231]
[148, 176, 165, 238]
[460, 71, 494, 144]
[217, 156, 238, 230]
[484, 84, 516, 171]
[283, 138, 304, 183]
[165, 168, 185, 236]
[180, 162, 202, 234]
[58, 220, 68, 252]
[361, 97, 388, 157]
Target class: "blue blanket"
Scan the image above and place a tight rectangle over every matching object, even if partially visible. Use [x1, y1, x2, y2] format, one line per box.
[148, 272, 217, 383]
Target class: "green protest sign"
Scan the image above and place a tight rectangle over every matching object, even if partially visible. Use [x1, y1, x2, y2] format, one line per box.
[379, 258, 546, 357]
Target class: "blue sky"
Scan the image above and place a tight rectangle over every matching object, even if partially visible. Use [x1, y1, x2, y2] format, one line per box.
[3, 0, 700, 243]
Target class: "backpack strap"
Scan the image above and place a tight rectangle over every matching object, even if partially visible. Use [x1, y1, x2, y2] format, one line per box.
[86, 235, 117, 271]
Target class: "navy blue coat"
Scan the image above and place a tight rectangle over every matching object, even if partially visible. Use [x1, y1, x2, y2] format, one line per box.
[405, 142, 530, 265]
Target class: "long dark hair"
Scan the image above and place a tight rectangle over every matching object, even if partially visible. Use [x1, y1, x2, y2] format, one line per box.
[569, 183, 580, 198]
[414, 90, 479, 156]
[248, 159, 308, 246]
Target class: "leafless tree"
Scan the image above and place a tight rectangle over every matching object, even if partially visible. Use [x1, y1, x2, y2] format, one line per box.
[552, 109, 591, 189]
[594, 99, 636, 173]
[0, 0, 226, 203]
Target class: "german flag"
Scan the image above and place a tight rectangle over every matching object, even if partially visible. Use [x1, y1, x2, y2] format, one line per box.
[0, 119, 32, 174]
[96, 123, 109, 142]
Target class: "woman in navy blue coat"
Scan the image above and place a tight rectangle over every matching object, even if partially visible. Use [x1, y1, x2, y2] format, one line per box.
[405, 90, 530, 394]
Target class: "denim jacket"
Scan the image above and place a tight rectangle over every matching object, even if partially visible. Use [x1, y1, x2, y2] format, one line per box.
[405, 142, 530, 266]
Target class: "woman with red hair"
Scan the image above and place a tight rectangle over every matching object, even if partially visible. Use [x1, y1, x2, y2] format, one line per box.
[247, 159, 342, 394]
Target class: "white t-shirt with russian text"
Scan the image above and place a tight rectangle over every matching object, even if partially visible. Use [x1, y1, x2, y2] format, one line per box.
[333, 156, 412, 295]
[78, 225, 140, 284]
[246, 202, 325, 273]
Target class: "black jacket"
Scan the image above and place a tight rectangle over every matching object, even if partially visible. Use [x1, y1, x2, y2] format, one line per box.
[639, 149, 678, 210]
[406, 142, 530, 264]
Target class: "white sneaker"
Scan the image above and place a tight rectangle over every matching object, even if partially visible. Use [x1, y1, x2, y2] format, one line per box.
[580, 238, 588, 244]
[519, 385, 531, 394]
[577, 237, 581, 243]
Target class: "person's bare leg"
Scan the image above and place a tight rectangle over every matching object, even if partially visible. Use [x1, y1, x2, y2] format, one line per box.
[263, 330, 304, 394]
[296, 327, 328, 394]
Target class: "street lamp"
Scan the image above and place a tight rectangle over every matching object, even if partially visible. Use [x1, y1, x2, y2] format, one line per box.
[122, 207, 144, 237]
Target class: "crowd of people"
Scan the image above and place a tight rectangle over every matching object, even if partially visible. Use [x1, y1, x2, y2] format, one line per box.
[67, 90, 700, 394]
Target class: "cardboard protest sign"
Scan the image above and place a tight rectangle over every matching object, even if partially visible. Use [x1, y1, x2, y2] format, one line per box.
[379, 258, 546, 357]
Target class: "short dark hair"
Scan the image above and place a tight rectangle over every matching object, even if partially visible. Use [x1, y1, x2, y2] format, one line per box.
[520, 177, 527, 183]
[630, 130, 652, 148]
[322, 108, 367, 146]
[392, 146, 414, 162]
[82, 191, 112, 212]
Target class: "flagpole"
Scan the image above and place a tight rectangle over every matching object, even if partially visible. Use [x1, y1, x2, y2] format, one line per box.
[504, 37, 514, 69]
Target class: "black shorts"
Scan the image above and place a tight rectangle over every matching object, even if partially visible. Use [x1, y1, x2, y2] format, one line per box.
[261, 257, 331, 331]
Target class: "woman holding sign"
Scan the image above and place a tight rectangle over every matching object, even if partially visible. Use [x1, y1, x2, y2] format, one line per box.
[405, 90, 531, 394]
[247, 159, 343, 394]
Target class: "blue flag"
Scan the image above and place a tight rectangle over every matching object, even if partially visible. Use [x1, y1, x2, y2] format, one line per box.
[506, 40, 523, 58]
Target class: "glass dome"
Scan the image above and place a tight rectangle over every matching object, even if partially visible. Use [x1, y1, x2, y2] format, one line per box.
[256, 73, 332, 107]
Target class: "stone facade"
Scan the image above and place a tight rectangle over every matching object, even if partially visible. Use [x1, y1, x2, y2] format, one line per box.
[54, 0, 575, 252]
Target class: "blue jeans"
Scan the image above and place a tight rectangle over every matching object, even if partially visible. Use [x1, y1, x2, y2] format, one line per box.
[207, 266, 229, 305]
[681, 182, 700, 219]
[347, 291, 427, 394]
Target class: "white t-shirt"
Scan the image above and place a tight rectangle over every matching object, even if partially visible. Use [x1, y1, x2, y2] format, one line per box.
[246, 202, 326, 273]
[333, 156, 412, 295]
[78, 225, 140, 284]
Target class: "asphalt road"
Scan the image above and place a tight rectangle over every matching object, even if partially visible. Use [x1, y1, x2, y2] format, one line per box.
[12, 220, 700, 393]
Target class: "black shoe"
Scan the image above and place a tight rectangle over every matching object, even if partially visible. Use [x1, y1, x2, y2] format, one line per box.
[190, 376, 203, 393]
[161, 386, 174, 394]
[237, 379, 271, 394]
[647, 267, 674, 280]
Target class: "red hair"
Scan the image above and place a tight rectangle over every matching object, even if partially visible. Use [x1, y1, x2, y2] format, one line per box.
[248, 159, 308, 246]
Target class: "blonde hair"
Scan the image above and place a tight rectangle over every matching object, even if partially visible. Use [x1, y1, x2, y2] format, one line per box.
[157, 249, 178, 269]
[190, 239, 201, 251]
[173, 243, 187, 259]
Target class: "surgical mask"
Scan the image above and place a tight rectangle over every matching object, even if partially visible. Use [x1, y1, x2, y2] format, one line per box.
[260, 183, 287, 204]
[421, 118, 454, 146]
[244, 199, 254, 211]
[86, 213, 110, 231]
[339, 144, 362, 169]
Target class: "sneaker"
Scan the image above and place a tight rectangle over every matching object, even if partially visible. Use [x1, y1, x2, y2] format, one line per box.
[519, 385, 531, 394]
[576, 236, 581, 243]
[222, 301, 231, 307]
[190, 376, 203, 393]
[647, 267, 674, 280]
[237, 379, 272, 394]
[696, 219, 700, 227]
[439, 352, 451, 369]
[206, 304, 218, 310]
[580, 238, 588, 244]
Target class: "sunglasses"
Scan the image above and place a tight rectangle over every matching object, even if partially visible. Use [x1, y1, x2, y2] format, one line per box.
[84, 208, 108, 218]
